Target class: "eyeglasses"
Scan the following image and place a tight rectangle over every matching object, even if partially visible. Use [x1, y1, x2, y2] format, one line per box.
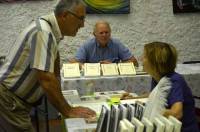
[67, 10, 85, 21]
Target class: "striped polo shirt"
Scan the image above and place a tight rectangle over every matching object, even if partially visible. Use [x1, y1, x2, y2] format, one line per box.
[0, 13, 62, 104]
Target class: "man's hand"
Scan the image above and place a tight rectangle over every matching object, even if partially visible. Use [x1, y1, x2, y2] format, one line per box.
[99, 60, 112, 64]
[65, 106, 96, 119]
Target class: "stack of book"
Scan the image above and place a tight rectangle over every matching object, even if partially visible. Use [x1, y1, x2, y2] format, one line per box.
[96, 102, 182, 132]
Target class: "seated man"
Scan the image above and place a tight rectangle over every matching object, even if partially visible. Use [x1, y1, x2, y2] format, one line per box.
[72, 20, 139, 67]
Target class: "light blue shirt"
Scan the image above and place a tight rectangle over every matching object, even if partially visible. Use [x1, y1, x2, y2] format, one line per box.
[75, 38, 133, 63]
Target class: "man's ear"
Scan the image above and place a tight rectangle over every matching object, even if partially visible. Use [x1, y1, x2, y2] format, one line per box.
[93, 32, 96, 36]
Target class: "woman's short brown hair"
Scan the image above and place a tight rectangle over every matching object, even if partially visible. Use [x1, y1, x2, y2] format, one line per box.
[144, 42, 177, 77]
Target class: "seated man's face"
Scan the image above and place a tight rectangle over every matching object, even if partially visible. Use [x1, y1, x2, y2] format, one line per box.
[94, 23, 111, 47]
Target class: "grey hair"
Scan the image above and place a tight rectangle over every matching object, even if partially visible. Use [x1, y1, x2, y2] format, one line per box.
[54, 0, 84, 15]
[93, 20, 111, 33]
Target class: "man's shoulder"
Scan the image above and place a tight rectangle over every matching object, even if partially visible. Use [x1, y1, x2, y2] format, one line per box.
[37, 14, 54, 32]
[110, 38, 123, 46]
[83, 38, 96, 47]
[111, 38, 120, 43]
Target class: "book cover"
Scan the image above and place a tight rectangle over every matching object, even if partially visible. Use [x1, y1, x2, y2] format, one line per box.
[131, 117, 144, 132]
[101, 63, 119, 76]
[109, 104, 119, 132]
[96, 105, 107, 132]
[118, 62, 136, 75]
[127, 104, 135, 121]
[84, 63, 101, 77]
[159, 116, 174, 132]
[153, 118, 165, 132]
[123, 118, 135, 132]
[168, 116, 182, 132]
[118, 104, 128, 120]
[141, 117, 154, 132]
[119, 120, 129, 132]
[63, 63, 80, 78]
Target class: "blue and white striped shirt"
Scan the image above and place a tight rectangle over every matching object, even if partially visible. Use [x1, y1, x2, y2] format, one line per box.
[0, 13, 62, 104]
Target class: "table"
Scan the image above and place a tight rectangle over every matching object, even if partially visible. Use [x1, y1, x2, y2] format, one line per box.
[61, 64, 200, 108]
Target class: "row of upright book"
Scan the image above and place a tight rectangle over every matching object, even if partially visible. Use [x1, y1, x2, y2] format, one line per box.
[96, 102, 182, 132]
[62, 62, 138, 78]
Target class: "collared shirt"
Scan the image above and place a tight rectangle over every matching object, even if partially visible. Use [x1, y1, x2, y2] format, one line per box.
[75, 38, 133, 63]
[151, 72, 199, 132]
[0, 13, 62, 104]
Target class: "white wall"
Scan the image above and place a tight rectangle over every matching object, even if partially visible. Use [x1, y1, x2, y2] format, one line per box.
[0, 0, 200, 64]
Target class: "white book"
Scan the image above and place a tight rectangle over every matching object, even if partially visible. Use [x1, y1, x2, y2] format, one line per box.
[84, 63, 101, 77]
[63, 63, 80, 78]
[103, 105, 111, 132]
[135, 101, 145, 120]
[95, 90, 127, 98]
[120, 98, 148, 105]
[96, 105, 107, 132]
[127, 104, 135, 121]
[153, 118, 165, 132]
[123, 118, 135, 132]
[158, 116, 174, 132]
[109, 104, 119, 132]
[118, 104, 128, 120]
[135, 66, 147, 75]
[65, 118, 96, 132]
[168, 116, 182, 132]
[118, 62, 136, 75]
[101, 63, 119, 76]
[131, 117, 144, 132]
[119, 120, 129, 132]
[62, 90, 81, 104]
[141, 117, 154, 132]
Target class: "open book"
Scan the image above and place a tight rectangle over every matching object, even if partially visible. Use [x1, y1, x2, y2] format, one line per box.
[63, 63, 80, 78]
[118, 62, 136, 75]
[84, 63, 101, 77]
[101, 63, 119, 76]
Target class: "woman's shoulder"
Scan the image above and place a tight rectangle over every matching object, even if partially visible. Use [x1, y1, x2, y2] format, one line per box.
[167, 72, 184, 81]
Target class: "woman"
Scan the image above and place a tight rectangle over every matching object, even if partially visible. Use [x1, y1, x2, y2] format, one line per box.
[142, 42, 199, 132]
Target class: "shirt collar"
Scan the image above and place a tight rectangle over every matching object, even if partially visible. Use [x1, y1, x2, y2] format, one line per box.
[42, 13, 63, 42]
[96, 39, 112, 48]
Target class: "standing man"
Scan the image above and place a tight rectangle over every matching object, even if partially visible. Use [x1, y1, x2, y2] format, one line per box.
[0, 0, 96, 131]
[72, 20, 139, 67]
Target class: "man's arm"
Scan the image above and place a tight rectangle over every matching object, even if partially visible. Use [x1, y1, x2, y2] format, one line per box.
[36, 70, 71, 116]
[54, 52, 61, 80]
[122, 56, 139, 67]
[36, 70, 96, 118]
[36, 54, 96, 118]
[74, 44, 87, 63]
[116, 40, 139, 67]
[67, 58, 84, 70]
